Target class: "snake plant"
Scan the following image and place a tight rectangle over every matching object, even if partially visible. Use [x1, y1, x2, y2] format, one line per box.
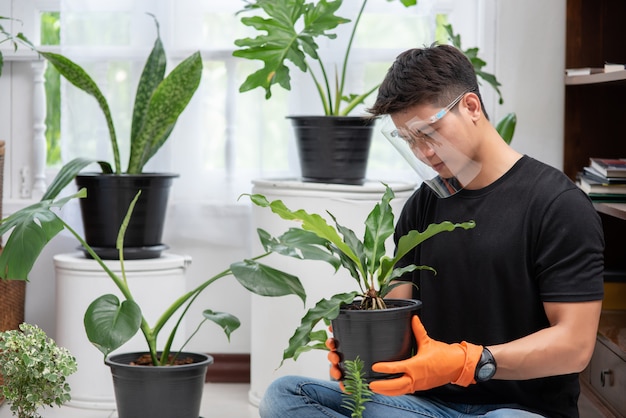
[2, 14, 203, 201]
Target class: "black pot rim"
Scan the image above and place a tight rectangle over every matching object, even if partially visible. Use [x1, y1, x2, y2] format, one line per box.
[76, 172, 179, 178]
[105, 351, 213, 371]
[340, 298, 422, 314]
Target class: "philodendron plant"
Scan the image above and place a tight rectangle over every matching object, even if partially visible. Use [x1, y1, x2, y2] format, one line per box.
[0, 172, 472, 369]
[234, 0, 418, 116]
[0, 175, 306, 366]
[2, 14, 202, 199]
[243, 184, 475, 364]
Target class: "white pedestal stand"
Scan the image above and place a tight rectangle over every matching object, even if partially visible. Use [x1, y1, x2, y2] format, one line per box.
[54, 252, 191, 410]
[248, 179, 416, 406]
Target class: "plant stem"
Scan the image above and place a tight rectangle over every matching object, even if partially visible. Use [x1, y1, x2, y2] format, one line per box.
[155, 251, 274, 364]
[308, 59, 333, 115]
[336, 0, 367, 115]
[61, 218, 158, 363]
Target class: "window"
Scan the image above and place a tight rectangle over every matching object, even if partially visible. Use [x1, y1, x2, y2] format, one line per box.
[4, 0, 450, 204]
[40, 11, 60, 166]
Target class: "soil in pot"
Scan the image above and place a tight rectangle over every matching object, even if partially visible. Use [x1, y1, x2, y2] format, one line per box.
[106, 351, 212, 418]
[331, 298, 421, 382]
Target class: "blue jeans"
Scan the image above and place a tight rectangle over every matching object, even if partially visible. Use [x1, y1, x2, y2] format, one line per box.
[259, 376, 546, 417]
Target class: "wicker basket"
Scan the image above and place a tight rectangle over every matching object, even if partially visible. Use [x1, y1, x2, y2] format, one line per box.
[0, 140, 27, 404]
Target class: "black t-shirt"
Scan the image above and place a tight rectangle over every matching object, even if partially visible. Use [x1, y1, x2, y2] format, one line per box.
[394, 155, 604, 418]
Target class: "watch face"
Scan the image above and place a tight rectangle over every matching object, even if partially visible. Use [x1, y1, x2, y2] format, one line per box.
[477, 363, 496, 381]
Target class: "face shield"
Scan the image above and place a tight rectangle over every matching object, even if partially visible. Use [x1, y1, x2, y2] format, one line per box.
[380, 91, 482, 198]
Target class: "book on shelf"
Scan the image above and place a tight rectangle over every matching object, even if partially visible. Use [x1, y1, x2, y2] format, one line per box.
[583, 166, 626, 183]
[604, 62, 625, 73]
[577, 172, 626, 195]
[565, 67, 603, 76]
[589, 158, 626, 178]
[586, 193, 626, 203]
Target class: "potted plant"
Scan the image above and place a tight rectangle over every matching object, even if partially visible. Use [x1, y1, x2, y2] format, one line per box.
[0, 179, 307, 417]
[233, 0, 418, 184]
[243, 183, 475, 379]
[3, 14, 203, 259]
[0, 323, 77, 418]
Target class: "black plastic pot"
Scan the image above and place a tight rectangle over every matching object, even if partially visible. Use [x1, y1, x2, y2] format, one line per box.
[288, 116, 375, 185]
[331, 299, 421, 381]
[75, 173, 177, 259]
[105, 351, 213, 418]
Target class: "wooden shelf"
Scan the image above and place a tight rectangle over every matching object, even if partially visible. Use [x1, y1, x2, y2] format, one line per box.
[565, 2, 626, 415]
[598, 310, 626, 358]
[594, 202, 626, 221]
[566, 69, 626, 85]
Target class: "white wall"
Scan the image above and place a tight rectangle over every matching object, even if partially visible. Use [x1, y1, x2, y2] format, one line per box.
[13, 0, 567, 354]
[449, 0, 566, 169]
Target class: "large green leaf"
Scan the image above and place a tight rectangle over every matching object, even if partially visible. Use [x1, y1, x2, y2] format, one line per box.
[282, 292, 358, 364]
[378, 220, 476, 283]
[246, 193, 360, 267]
[291, 329, 329, 360]
[0, 190, 86, 281]
[130, 16, 167, 150]
[233, 0, 349, 99]
[126, 51, 202, 173]
[258, 228, 341, 269]
[362, 185, 395, 279]
[230, 259, 306, 304]
[83, 294, 142, 357]
[41, 157, 95, 201]
[444, 23, 504, 105]
[202, 310, 241, 342]
[40, 51, 121, 173]
[496, 112, 517, 145]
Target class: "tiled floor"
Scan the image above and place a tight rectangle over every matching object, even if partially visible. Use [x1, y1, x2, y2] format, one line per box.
[0, 383, 608, 418]
[0, 383, 260, 418]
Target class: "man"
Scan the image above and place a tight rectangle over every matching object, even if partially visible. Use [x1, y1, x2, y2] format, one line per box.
[259, 44, 604, 417]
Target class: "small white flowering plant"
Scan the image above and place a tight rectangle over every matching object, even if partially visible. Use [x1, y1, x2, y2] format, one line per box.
[0, 323, 77, 418]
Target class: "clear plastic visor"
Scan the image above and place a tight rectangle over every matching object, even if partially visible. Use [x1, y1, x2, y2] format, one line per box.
[380, 113, 481, 198]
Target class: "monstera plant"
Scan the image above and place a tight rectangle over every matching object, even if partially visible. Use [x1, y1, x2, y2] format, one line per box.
[234, 0, 418, 116]
[233, 0, 420, 184]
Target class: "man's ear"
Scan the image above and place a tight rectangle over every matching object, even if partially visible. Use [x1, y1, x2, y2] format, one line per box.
[464, 92, 482, 121]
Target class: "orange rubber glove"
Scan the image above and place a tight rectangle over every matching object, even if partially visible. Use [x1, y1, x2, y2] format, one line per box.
[369, 315, 483, 396]
[325, 337, 343, 381]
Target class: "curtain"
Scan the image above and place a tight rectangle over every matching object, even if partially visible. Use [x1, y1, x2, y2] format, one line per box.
[56, 0, 441, 245]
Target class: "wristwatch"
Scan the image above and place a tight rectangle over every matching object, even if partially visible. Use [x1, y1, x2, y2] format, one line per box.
[474, 347, 497, 382]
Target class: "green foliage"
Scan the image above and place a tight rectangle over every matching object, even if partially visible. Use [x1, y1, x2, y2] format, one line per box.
[0, 190, 83, 280]
[0, 176, 307, 366]
[342, 357, 373, 418]
[233, 0, 418, 116]
[245, 183, 475, 363]
[444, 23, 517, 143]
[1, 14, 202, 177]
[444, 23, 503, 105]
[495, 112, 517, 145]
[0, 16, 23, 77]
[40, 12, 62, 166]
[0, 323, 77, 418]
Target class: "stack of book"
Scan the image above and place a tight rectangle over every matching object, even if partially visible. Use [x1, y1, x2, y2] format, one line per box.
[577, 158, 626, 202]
